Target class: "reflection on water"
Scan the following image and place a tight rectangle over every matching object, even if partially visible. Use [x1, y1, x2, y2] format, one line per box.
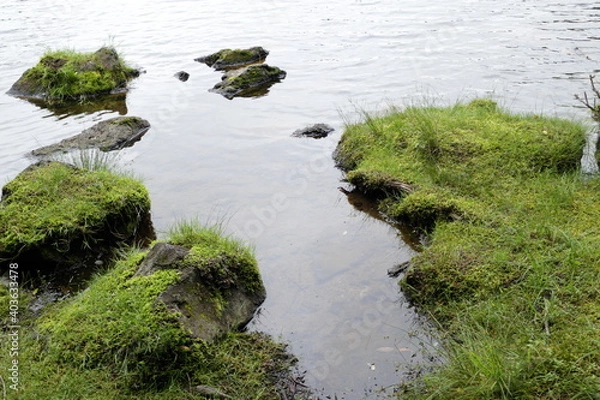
[0, 0, 599, 397]
[24, 93, 128, 120]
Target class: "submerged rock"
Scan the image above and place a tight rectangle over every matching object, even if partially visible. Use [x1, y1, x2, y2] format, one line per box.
[292, 123, 335, 139]
[7, 47, 139, 104]
[134, 241, 266, 341]
[211, 64, 286, 100]
[195, 47, 269, 71]
[0, 161, 154, 272]
[31, 116, 150, 157]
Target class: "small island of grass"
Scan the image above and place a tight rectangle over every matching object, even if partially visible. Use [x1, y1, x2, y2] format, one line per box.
[335, 99, 600, 398]
[7, 47, 139, 104]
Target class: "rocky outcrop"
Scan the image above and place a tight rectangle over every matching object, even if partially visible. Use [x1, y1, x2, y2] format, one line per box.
[134, 242, 266, 341]
[7, 47, 140, 104]
[195, 47, 269, 71]
[292, 123, 335, 139]
[31, 116, 150, 156]
[211, 64, 286, 100]
[0, 161, 154, 272]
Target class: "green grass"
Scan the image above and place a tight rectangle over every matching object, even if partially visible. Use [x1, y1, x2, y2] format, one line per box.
[17, 47, 137, 103]
[0, 222, 295, 399]
[0, 161, 150, 261]
[335, 99, 600, 398]
[168, 219, 263, 294]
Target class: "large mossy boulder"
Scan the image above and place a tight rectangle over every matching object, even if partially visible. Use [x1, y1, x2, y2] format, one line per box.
[32, 116, 151, 157]
[134, 240, 266, 341]
[195, 46, 269, 71]
[7, 47, 139, 104]
[0, 161, 154, 272]
[211, 64, 286, 100]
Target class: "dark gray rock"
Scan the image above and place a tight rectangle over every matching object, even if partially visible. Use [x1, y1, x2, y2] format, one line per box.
[134, 242, 266, 341]
[292, 123, 335, 139]
[195, 47, 269, 71]
[31, 116, 150, 156]
[211, 64, 286, 100]
[174, 71, 190, 82]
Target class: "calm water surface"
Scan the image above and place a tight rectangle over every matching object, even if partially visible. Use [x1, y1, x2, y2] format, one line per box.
[1, 1, 598, 397]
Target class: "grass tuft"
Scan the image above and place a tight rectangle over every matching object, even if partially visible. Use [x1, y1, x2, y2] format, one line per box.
[168, 218, 262, 294]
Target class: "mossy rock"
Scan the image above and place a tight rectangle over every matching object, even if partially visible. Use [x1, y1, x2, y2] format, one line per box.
[7, 47, 139, 105]
[195, 46, 269, 71]
[134, 240, 266, 341]
[211, 64, 286, 99]
[0, 161, 154, 272]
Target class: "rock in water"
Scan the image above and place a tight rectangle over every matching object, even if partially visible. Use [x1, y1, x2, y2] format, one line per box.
[195, 47, 269, 70]
[7, 47, 139, 104]
[211, 64, 286, 100]
[292, 123, 335, 139]
[31, 116, 150, 156]
[174, 71, 190, 82]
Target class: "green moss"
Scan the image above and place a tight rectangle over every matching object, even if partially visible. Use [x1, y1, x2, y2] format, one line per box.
[219, 48, 262, 64]
[109, 116, 141, 127]
[168, 219, 263, 294]
[336, 99, 600, 397]
[37, 250, 186, 386]
[0, 161, 150, 261]
[13, 47, 138, 103]
[0, 262, 290, 399]
[0, 247, 294, 399]
[223, 64, 286, 91]
[198, 47, 269, 70]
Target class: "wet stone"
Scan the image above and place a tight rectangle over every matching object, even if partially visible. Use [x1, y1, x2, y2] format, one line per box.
[174, 71, 190, 82]
[31, 116, 151, 156]
[195, 46, 269, 71]
[292, 123, 335, 139]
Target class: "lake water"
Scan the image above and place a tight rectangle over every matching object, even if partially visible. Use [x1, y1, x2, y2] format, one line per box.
[1, 1, 598, 397]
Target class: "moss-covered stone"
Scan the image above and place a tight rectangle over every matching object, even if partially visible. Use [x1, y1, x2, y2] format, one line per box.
[0, 161, 154, 271]
[211, 64, 286, 99]
[7, 47, 139, 104]
[195, 46, 269, 71]
[134, 240, 266, 341]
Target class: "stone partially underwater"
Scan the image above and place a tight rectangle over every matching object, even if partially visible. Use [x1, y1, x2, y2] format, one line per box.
[211, 64, 287, 100]
[31, 116, 151, 157]
[7, 47, 140, 105]
[196, 46, 286, 99]
[292, 123, 335, 139]
[195, 46, 269, 71]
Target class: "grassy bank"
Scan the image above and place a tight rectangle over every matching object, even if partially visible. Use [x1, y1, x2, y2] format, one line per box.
[334, 99, 600, 398]
[0, 223, 296, 399]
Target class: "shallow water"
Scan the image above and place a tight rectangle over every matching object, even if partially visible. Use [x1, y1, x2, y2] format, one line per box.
[1, 1, 598, 397]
